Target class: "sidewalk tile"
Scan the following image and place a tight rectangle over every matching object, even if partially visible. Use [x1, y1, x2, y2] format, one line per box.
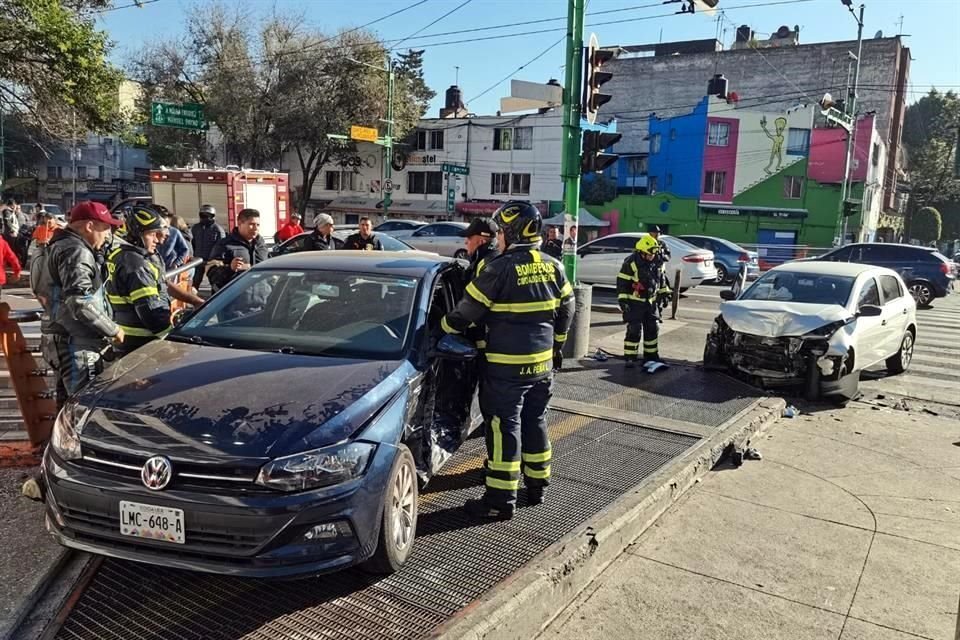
[633, 490, 871, 613]
[541, 553, 843, 640]
[848, 533, 960, 640]
[839, 618, 930, 640]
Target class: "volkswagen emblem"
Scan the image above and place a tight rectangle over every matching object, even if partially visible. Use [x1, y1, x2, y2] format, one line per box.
[141, 456, 173, 491]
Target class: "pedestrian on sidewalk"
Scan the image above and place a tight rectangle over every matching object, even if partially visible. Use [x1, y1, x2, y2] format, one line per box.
[617, 236, 664, 369]
[0, 234, 22, 298]
[440, 201, 575, 521]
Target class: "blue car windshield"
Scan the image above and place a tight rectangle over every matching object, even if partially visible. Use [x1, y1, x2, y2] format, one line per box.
[173, 270, 419, 359]
[740, 271, 856, 306]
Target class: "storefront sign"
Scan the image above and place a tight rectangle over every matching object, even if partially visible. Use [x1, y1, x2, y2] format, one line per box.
[701, 205, 808, 220]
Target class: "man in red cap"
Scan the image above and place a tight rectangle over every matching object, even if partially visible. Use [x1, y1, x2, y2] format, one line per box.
[39, 201, 125, 406]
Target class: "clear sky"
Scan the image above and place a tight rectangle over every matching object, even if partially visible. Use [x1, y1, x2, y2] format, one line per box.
[99, 0, 960, 117]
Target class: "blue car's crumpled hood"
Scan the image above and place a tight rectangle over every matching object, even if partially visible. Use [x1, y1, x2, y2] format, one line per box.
[78, 340, 410, 459]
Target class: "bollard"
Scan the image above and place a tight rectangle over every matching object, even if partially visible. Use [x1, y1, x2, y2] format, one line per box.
[670, 269, 681, 319]
[562, 284, 592, 360]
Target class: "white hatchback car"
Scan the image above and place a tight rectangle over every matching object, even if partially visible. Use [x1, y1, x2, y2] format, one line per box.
[575, 233, 717, 291]
[704, 262, 917, 402]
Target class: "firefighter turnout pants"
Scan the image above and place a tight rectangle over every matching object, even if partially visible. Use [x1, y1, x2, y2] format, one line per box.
[479, 374, 552, 508]
[623, 302, 659, 363]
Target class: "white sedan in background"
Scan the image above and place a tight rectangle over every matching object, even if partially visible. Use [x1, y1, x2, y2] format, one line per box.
[575, 233, 717, 291]
[704, 262, 917, 402]
[392, 222, 470, 258]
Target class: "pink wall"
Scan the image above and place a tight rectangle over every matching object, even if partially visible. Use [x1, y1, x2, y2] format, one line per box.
[701, 117, 739, 203]
[808, 115, 875, 183]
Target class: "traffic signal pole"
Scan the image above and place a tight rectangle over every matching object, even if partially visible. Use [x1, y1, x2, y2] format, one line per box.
[560, 0, 585, 284]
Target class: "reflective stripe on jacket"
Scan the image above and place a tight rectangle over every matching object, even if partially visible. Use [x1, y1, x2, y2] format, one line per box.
[106, 242, 171, 339]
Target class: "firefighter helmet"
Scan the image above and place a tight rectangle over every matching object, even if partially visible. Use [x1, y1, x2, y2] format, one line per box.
[125, 205, 166, 247]
[492, 201, 541, 248]
[635, 235, 660, 255]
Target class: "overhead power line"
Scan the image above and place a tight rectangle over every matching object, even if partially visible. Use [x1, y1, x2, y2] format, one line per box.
[390, 0, 473, 52]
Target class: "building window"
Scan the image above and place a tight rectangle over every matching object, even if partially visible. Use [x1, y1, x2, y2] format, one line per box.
[704, 171, 726, 195]
[648, 176, 658, 194]
[345, 214, 360, 225]
[511, 173, 531, 195]
[409, 171, 443, 194]
[493, 126, 533, 151]
[414, 130, 428, 150]
[77, 166, 87, 180]
[666, 173, 673, 188]
[707, 122, 730, 146]
[670, 128, 677, 141]
[627, 156, 648, 175]
[872, 142, 880, 166]
[430, 130, 444, 150]
[787, 128, 810, 155]
[98, 166, 105, 180]
[491, 172, 510, 194]
[783, 175, 804, 199]
[47, 166, 59, 180]
[325, 170, 356, 191]
[650, 133, 661, 154]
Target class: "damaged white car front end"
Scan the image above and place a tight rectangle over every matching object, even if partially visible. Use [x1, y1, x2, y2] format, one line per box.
[704, 301, 860, 400]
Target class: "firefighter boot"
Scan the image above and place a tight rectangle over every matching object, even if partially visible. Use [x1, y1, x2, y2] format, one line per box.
[464, 498, 515, 521]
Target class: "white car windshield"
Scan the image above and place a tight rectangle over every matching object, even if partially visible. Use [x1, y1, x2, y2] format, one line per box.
[173, 270, 419, 359]
[740, 271, 856, 306]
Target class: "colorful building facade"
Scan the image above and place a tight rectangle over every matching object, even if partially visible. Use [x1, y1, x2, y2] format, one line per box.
[590, 95, 885, 251]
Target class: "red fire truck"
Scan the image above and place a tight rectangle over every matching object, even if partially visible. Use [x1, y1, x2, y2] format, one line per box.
[150, 168, 290, 241]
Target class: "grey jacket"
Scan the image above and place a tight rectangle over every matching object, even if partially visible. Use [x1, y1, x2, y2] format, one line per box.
[45, 228, 120, 343]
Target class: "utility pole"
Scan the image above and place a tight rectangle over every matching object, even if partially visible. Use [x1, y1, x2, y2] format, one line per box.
[383, 58, 395, 219]
[71, 111, 78, 207]
[560, 0, 585, 284]
[838, 1, 865, 245]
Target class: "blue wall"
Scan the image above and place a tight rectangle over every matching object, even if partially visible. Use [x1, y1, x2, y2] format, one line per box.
[647, 97, 708, 200]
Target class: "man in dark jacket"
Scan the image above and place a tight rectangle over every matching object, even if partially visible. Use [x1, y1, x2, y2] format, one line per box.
[42, 201, 125, 407]
[190, 204, 226, 289]
[542, 227, 563, 260]
[206, 208, 270, 313]
[459, 217, 499, 287]
[342, 217, 383, 251]
[441, 201, 575, 521]
[299, 213, 341, 251]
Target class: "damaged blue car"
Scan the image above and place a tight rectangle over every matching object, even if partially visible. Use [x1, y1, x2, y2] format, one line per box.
[42, 251, 480, 578]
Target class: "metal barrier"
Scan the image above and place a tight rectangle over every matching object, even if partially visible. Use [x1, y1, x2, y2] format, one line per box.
[0, 305, 55, 445]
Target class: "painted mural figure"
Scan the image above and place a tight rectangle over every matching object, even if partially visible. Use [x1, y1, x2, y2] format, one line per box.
[760, 116, 788, 175]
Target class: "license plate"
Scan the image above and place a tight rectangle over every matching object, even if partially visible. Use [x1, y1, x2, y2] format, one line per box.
[119, 501, 185, 544]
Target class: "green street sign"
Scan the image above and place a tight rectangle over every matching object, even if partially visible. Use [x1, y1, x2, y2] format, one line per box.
[442, 163, 469, 176]
[151, 102, 208, 130]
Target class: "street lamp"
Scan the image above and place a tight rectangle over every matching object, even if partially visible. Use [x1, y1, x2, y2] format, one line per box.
[837, 1, 865, 245]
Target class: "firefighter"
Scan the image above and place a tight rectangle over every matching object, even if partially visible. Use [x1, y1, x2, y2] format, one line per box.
[105, 206, 177, 355]
[617, 235, 665, 371]
[441, 201, 575, 521]
[648, 226, 673, 319]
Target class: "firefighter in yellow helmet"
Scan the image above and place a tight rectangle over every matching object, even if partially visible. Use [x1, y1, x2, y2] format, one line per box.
[105, 206, 182, 355]
[617, 235, 666, 371]
[440, 201, 575, 521]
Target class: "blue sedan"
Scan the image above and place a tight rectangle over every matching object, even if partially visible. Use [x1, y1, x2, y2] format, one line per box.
[42, 252, 480, 578]
[679, 235, 760, 284]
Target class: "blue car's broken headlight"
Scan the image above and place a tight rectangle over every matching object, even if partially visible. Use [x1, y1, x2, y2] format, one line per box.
[256, 441, 377, 492]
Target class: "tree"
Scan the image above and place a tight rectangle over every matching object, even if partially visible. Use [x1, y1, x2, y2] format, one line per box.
[581, 174, 617, 205]
[395, 49, 436, 120]
[902, 90, 960, 239]
[911, 206, 942, 245]
[1, 0, 123, 140]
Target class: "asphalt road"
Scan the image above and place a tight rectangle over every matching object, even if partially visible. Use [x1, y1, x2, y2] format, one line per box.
[587, 282, 960, 412]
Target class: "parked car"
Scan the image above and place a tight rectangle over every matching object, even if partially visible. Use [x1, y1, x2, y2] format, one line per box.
[808, 242, 953, 307]
[21, 203, 64, 218]
[704, 262, 916, 402]
[374, 220, 427, 235]
[392, 222, 470, 258]
[268, 229, 415, 258]
[42, 252, 482, 578]
[678, 235, 759, 284]
[575, 233, 717, 291]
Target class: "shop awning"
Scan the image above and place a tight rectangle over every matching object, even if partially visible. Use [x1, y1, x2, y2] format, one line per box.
[327, 196, 450, 216]
[699, 203, 809, 220]
[543, 208, 610, 228]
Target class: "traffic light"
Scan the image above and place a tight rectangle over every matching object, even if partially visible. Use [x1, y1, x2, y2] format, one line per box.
[842, 199, 860, 218]
[582, 130, 623, 173]
[583, 34, 616, 125]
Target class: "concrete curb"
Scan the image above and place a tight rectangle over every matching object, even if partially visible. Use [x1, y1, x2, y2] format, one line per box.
[428, 396, 786, 640]
[0, 549, 71, 640]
